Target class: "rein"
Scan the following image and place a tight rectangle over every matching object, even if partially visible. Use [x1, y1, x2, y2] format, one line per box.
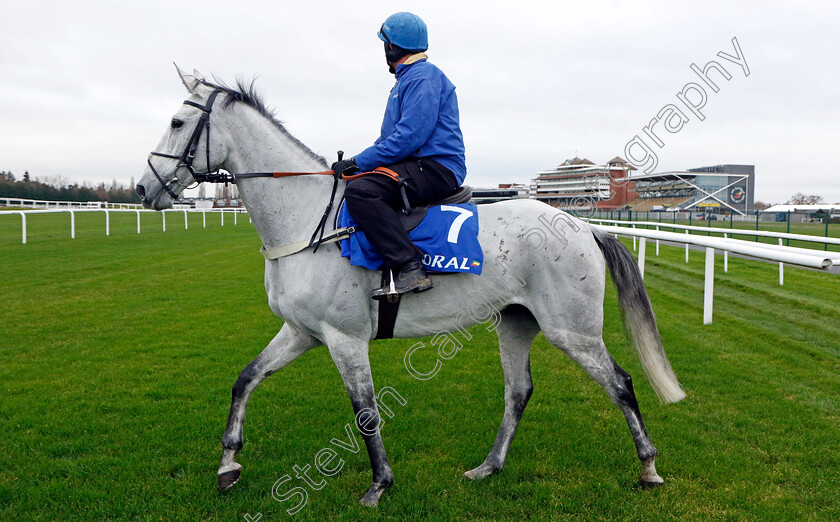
[147, 90, 400, 258]
[199, 167, 399, 183]
[220, 166, 401, 256]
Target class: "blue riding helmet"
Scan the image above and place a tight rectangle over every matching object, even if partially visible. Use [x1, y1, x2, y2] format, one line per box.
[377, 12, 428, 52]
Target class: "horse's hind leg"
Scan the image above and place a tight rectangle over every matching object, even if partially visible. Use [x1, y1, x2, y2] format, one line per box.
[543, 329, 663, 487]
[218, 323, 320, 490]
[465, 305, 541, 480]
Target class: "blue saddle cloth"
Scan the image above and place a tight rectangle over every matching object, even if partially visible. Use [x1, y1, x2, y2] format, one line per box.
[338, 202, 483, 275]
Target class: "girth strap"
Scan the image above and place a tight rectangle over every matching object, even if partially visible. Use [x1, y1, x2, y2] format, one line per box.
[261, 226, 355, 260]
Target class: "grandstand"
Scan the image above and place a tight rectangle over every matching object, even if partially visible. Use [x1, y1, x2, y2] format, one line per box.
[629, 165, 755, 215]
[628, 196, 693, 212]
[532, 158, 755, 215]
[531, 156, 637, 211]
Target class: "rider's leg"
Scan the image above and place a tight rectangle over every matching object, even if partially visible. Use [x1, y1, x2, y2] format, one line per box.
[344, 158, 458, 297]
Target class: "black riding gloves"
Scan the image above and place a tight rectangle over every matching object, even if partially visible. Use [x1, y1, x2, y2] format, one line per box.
[331, 158, 360, 177]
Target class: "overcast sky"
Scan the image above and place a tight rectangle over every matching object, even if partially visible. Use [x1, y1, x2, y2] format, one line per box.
[2, 0, 839, 204]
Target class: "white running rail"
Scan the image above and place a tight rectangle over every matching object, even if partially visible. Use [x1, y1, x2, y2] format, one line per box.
[587, 220, 839, 325]
[1, 208, 249, 244]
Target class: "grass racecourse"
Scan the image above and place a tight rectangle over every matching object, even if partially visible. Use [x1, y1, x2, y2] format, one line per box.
[1, 210, 839, 521]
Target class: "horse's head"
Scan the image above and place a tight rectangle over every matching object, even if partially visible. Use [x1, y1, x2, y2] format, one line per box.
[137, 65, 229, 210]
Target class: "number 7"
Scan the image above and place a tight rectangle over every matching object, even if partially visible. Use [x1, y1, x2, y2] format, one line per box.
[440, 205, 473, 244]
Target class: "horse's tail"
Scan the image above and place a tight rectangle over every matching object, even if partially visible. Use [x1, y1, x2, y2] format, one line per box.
[591, 226, 686, 404]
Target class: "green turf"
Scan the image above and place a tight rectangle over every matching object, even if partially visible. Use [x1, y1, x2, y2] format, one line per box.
[1, 215, 839, 520]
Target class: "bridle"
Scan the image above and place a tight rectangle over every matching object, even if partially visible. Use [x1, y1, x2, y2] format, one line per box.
[147, 88, 224, 200]
[144, 86, 404, 258]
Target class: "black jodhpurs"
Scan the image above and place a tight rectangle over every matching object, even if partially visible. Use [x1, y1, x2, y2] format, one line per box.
[344, 157, 459, 268]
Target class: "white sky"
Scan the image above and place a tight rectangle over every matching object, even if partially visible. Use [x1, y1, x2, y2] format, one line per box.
[1, 0, 839, 204]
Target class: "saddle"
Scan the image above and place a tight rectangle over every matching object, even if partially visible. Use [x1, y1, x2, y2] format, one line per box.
[398, 185, 473, 231]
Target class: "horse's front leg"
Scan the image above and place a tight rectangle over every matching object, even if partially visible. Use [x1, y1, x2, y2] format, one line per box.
[324, 330, 393, 506]
[218, 323, 320, 490]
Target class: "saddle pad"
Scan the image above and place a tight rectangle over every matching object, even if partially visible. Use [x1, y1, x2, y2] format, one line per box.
[338, 202, 483, 274]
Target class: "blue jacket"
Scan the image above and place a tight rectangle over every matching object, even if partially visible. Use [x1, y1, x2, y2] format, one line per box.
[354, 58, 467, 185]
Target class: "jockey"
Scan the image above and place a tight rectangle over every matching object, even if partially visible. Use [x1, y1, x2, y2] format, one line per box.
[332, 11, 467, 300]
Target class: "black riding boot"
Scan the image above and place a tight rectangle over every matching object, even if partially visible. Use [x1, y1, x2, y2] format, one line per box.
[371, 259, 434, 300]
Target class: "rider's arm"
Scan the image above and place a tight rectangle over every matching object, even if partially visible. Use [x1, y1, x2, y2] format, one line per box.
[354, 76, 441, 171]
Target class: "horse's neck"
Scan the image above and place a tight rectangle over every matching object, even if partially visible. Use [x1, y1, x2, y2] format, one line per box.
[222, 106, 341, 249]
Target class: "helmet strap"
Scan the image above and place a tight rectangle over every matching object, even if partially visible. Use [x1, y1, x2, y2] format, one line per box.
[385, 43, 411, 74]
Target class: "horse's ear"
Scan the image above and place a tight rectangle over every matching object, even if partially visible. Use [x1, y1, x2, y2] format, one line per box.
[174, 63, 201, 94]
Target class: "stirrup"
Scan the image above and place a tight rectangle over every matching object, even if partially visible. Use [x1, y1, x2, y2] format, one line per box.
[371, 268, 433, 301]
[371, 269, 402, 302]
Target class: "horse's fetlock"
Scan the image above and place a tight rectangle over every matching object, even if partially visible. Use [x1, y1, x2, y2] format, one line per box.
[222, 436, 243, 452]
[639, 446, 658, 463]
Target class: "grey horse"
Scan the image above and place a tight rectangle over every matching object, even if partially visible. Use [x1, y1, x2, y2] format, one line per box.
[136, 66, 685, 507]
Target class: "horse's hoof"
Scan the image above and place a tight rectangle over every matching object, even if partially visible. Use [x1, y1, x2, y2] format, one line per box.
[639, 457, 663, 488]
[218, 462, 242, 491]
[464, 463, 497, 480]
[359, 494, 379, 507]
[359, 481, 391, 507]
[639, 475, 664, 489]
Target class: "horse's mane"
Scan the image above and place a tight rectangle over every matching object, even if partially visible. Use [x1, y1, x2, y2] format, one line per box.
[200, 77, 328, 168]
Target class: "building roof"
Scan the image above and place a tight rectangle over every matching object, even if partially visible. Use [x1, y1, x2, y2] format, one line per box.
[559, 157, 595, 167]
[606, 156, 637, 170]
[764, 204, 840, 212]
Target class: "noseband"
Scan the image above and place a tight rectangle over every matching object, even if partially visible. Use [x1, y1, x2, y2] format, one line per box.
[147, 88, 224, 199]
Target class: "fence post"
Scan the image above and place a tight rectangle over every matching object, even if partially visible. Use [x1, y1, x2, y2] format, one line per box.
[234, 210, 238, 225]
[136, 211, 141, 234]
[755, 210, 759, 241]
[162, 211, 166, 232]
[723, 233, 728, 272]
[655, 226, 660, 256]
[203, 210, 206, 228]
[778, 238, 784, 286]
[704, 247, 715, 325]
[826, 213, 830, 251]
[786, 211, 790, 245]
[638, 237, 646, 279]
[70, 210, 75, 239]
[18, 211, 26, 244]
[105, 210, 110, 236]
[184, 210, 189, 230]
[221, 210, 225, 227]
[685, 229, 690, 262]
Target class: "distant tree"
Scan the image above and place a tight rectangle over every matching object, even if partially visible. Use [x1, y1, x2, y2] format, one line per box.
[0, 171, 135, 203]
[787, 192, 824, 205]
[753, 201, 770, 211]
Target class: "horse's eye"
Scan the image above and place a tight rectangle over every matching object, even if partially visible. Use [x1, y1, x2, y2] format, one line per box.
[171, 118, 184, 129]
